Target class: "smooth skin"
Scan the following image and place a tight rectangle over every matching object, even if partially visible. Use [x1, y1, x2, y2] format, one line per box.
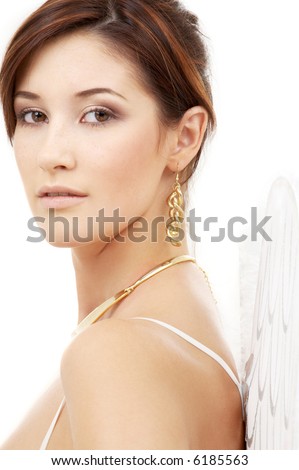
[1, 32, 245, 449]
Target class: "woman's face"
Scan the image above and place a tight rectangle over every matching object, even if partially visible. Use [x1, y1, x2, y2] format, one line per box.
[13, 32, 173, 246]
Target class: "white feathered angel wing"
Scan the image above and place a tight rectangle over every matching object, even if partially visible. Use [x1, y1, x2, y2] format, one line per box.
[242, 177, 299, 449]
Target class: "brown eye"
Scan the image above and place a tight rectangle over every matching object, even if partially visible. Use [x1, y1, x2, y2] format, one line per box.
[22, 110, 48, 124]
[95, 110, 109, 122]
[32, 111, 46, 122]
[82, 108, 113, 125]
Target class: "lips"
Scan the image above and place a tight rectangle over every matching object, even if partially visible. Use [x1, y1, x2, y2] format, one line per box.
[37, 186, 88, 209]
[38, 186, 87, 197]
[44, 192, 82, 197]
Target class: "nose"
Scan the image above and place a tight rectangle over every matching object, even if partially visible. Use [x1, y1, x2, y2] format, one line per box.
[37, 128, 76, 173]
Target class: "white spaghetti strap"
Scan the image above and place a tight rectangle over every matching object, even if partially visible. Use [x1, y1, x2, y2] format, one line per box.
[40, 315, 245, 449]
[132, 316, 245, 420]
[40, 397, 66, 450]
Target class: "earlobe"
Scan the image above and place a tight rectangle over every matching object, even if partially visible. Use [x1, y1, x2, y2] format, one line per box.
[168, 106, 208, 171]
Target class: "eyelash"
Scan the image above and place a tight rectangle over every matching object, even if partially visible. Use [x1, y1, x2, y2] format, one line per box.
[15, 107, 116, 128]
[15, 108, 46, 127]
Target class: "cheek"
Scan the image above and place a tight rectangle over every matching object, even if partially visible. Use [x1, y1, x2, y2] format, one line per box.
[13, 130, 45, 213]
[13, 136, 35, 183]
[88, 117, 161, 183]
[86, 123, 162, 214]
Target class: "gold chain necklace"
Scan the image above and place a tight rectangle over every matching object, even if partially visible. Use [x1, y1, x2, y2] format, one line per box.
[72, 254, 216, 337]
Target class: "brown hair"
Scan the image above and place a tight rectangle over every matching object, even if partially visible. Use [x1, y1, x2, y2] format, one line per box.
[0, 0, 216, 186]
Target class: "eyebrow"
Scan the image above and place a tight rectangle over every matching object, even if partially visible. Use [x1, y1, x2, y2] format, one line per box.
[14, 88, 127, 101]
[75, 88, 127, 100]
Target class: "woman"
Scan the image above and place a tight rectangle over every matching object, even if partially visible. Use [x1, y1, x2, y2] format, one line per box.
[0, 0, 245, 449]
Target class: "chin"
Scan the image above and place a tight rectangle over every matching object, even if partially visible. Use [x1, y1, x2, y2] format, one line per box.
[27, 214, 117, 248]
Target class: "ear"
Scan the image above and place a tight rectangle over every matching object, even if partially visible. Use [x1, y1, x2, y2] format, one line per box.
[166, 106, 209, 172]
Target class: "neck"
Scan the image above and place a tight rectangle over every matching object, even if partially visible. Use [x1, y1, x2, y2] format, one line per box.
[71, 220, 190, 324]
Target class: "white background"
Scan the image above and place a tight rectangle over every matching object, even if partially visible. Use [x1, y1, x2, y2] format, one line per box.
[0, 0, 298, 444]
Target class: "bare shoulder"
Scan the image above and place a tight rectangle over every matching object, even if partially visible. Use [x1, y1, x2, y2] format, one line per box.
[60, 318, 244, 449]
[61, 317, 177, 376]
[60, 318, 193, 449]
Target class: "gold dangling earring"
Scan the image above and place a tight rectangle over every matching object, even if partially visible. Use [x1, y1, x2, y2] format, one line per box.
[166, 163, 185, 246]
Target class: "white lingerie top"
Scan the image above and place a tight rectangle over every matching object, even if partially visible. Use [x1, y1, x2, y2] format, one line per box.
[40, 317, 245, 449]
